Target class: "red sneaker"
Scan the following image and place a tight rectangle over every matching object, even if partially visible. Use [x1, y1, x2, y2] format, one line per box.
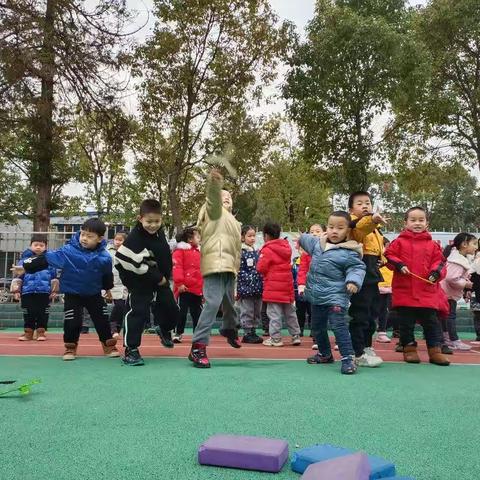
[219, 328, 242, 349]
[188, 343, 211, 368]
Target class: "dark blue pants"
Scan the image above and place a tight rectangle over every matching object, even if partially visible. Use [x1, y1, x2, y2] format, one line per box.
[311, 304, 354, 359]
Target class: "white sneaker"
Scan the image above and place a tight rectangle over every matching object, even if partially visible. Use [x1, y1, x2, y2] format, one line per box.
[112, 332, 120, 339]
[365, 347, 380, 357]
[291, 334, 301, 346]
[334, 344, 339, 351]
[312, 344, 318, 350]
[470, 339, 480, 346]
[356, 349, 383, 367]
[376, 332, 391, 343]
[173, 334, 182, 343]
[450, 340, 472, 351]
[263, 337, 284, 347]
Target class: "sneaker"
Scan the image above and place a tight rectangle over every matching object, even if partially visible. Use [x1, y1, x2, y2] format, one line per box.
[376, 332, 391, 343]
[36, 328, 47, 341]
[263, 337, 284, 347]
[392, 330, 400, 338]
[112, 332, 120, 339]
[157, 329, 174, 348]
[450, 340, 472, 351]
[307, 353, 334, 364]
[18, 328, 34, 341]
[341, 356, 357, 375]
[188, 343, 211, 368]
[441, 344, 453, 355]
[355, 351, 383, 368]
[395, 342, 404, 353]
[173, 333, 183, 343]
[102, 339, 120, 357]
[122, 348, 145, 366]
[312, 343, 318, 350]
[219, 328, 241, 348]
[334, 344, 339, 351]
[63, 343, 78, 361]
[291, 334, 301, 346]
[242, 332, 263, 344]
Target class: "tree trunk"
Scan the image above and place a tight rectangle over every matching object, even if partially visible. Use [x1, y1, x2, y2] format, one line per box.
[33, 0, 56, 231]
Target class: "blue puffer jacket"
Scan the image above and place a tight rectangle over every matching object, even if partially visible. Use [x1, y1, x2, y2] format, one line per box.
[237, 245, 263, 298]
[299, 234, 366, 308]
[19, 249, 57, 295]
[44, 232, 112, 296]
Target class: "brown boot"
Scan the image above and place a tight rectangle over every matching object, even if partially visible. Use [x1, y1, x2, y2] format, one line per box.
[18, 328, 34, 341]
[36, 328, 47, 341]
[428, 347, 450, 366]
[102, 338, 120, 357]
[63, 343, 78, 361]
[403, 345, 420, 364]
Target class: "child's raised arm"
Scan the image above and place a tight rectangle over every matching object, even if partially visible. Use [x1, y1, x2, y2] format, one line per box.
[206, 170, 223, 221]
[299, 233, 320, 257]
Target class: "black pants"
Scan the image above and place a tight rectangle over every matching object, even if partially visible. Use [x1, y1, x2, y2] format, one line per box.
[377, 294, 391, 332]
[397, 307, 442, 348]
[124, 287, 179, 349]
[21, 293, 50, 330]
[442, 299, 459, 341]
[64, 293, 112, 344]
[176, 292, 202, 335]
[349, 283, 380, 357]
[109, 299, 126, 334]
[295, 299, 311, 332]
[261, 302, 269, 332]
[474, 311, 480, 339]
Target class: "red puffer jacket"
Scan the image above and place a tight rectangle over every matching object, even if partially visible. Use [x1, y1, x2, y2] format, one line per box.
[257, 239, 294, 304]
[172, 242, 203, 298]
[385, 230, 445, 309]
[297, 252, 311, 287]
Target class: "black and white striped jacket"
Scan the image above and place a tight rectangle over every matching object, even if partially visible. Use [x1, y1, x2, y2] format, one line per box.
[115, 223, 172, 292]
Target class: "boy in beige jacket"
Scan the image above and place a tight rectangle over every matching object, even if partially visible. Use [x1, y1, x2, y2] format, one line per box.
[189, 170, 242, 368]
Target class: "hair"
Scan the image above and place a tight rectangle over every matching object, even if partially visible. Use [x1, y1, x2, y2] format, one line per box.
[348, 191, 372, 209]
[30, 234, 48, 245]
[81, 218, 106, 237]
[328, 210, 352, 223]
[176, 226, 199, 244]
[241, 224, 256, 238]
[404, 206, 427, 221]
[443, 232, 477, 258]
[309, 223, 322, 230]
[262, 222, 281, 239]
[139, 199, 162, 216]
[114, 230, 128, 240]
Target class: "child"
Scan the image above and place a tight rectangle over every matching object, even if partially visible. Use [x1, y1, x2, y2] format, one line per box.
[300, 211, 366, 374]
[11, 234, 58, 341]
[385, 206, 449, 366]
[257, 222, 302, 347]
[189, 169, 242, 368]
[107, 231, 128, 338]
[292, 248, 310, 337]
[115, 199, 179, 366]
[237, 225, 263, 344]
[440, 233, 477, 351]
[348, 191, 387, 367]
[471, 245, 480, 345]
[376, 238, 393, 343]
[12, 219, 119, 360]
[172, 227, 203, 343]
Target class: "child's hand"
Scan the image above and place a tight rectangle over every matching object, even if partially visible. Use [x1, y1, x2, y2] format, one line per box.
[209, 169, 223, 183]
[372, 212, 389, 225]
[13, 292, 20, 302]
[11, 265, 25, 277]
[428, 270, 441, 283]
[298, 285, 305, 296]
[104, 290, 113, 302]
[465, 280, 473, 289]
[49, 292, 57, 301]
[346, 283, 358, 294]
[400, 266, 410, 275]
[158, 277, 168, 286]
[178, 284, 187, 294]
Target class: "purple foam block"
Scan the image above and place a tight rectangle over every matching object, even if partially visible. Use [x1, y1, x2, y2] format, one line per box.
[198, 434, 289, 472]
[301, 453, 371, 480]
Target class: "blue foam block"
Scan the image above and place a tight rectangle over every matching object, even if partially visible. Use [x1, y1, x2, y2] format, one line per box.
[291, 444, 396, 479]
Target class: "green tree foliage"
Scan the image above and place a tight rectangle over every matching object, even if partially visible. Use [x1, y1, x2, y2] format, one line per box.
[285, 0, 411, 193]
[131, 0, 292, 228]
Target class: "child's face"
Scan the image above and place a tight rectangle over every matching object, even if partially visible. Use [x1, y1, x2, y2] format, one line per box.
[80, 230, 103, 250]
[463, 238, 478, 256]
[349, 195, 373, 217]
[113, 234, 125, 250]
[243, 229, 256, 247]
[190, 231, 201, 246]
[405, 210, 428, 233]
[31, 241, 46, 256]
[138, 213, 163, 234]
[326, 216, 350, 243]
[221, 190, 233, 211]
[309, 224, 323, 236]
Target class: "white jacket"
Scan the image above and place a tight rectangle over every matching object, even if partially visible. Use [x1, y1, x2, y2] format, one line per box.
[108, 245, 128, 300]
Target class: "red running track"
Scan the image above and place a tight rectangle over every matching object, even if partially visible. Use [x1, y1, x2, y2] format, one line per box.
[1, 332, 480, 364]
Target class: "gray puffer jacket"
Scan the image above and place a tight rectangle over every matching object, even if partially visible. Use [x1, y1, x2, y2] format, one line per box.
[299, 234, 366, 308]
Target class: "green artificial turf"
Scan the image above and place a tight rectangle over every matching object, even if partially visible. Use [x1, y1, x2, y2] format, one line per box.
[0, 356, 479, 480]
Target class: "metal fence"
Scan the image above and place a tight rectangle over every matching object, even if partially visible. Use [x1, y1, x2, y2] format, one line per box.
[0, 230, 120, 303]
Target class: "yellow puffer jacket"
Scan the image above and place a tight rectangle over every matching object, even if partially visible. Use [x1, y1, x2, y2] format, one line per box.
[196, 176, 241, 277]
[350, 214, 385, 257]
[378, 266, 393, 292]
